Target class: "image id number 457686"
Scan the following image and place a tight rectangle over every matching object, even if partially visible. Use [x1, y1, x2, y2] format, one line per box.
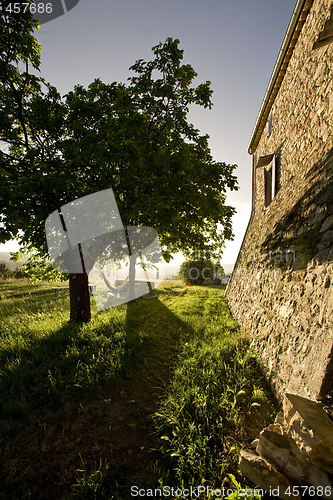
[285, 486, 332, 497]
[5, 3, 53, 14]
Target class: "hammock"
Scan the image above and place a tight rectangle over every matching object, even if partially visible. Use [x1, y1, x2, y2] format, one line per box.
[100, 271, 129, 291]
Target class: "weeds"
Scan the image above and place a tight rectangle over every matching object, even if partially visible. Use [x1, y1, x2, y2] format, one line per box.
[66, 459, 131, 500]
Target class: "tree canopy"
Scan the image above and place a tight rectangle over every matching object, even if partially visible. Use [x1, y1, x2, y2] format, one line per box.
[1, 5, 238, 320]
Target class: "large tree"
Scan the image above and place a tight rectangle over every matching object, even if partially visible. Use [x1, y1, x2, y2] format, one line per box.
[1, 4, 238, 322]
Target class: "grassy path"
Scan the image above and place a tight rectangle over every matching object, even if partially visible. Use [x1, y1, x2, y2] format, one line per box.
[0, 281, 191, 498]
[61, 285, 190, 496]
[0, 280, 277, 499]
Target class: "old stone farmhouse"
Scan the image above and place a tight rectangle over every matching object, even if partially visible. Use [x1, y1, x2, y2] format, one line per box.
[226, 0, 333, 403]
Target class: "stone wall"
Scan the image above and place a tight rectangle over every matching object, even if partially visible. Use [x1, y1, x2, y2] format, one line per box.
[227, 0, 333, 402]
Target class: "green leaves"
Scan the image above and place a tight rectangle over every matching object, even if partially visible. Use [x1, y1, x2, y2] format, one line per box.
[1, 32, 238, 271]
[0, 0, 41, 71]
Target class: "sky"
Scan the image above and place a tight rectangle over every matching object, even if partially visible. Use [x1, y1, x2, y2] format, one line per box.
[1, 0, 297, 271]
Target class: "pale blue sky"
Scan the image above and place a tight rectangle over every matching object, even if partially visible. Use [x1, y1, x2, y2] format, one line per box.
[1, 0, 296, 268]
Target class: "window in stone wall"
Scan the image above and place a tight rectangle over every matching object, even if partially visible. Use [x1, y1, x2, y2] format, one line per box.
[264, 153, 281, 207]
[264, 167, 272, 206]
[274, 153, 281, 194]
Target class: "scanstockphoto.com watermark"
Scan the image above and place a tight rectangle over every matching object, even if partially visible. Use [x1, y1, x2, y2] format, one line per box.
[130, 485, 263, 498]
[131, 485, 333, 498]
[45, 188, 165, 311]
[243, 247, 296, 267]
[181, 264, 225, 282]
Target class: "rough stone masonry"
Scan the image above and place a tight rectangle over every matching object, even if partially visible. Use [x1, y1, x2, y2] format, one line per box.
[239, 394, 333, 499]
[227, 0, 333, 402]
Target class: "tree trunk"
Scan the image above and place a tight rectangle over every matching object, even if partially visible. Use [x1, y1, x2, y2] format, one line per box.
[69, 273, 91, 322]
[128, 254, 136, 302]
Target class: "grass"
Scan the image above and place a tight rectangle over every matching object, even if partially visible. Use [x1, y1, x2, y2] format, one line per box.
[0, 279, 278, 499]
[0, 280, 131, 416]
[152, 288, 277, 493]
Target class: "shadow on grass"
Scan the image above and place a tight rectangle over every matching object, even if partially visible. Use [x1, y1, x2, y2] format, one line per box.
[3, 288, 59, 301]
[0, 292, 194, 500]
[0, 280, 58, 298]
[0, 292, 191, 414]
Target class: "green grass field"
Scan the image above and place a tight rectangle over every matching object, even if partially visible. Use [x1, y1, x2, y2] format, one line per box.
[0, 279, 278, 499]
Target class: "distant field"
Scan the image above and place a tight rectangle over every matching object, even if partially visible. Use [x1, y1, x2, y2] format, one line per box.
[0, 279, 277, 499]
[0, 251, 25, 269]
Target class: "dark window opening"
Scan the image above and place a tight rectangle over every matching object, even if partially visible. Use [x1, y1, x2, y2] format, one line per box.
[274, 153, 281, 194]
[264, 153, 281, 207]
[264, 167, 272, 206]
